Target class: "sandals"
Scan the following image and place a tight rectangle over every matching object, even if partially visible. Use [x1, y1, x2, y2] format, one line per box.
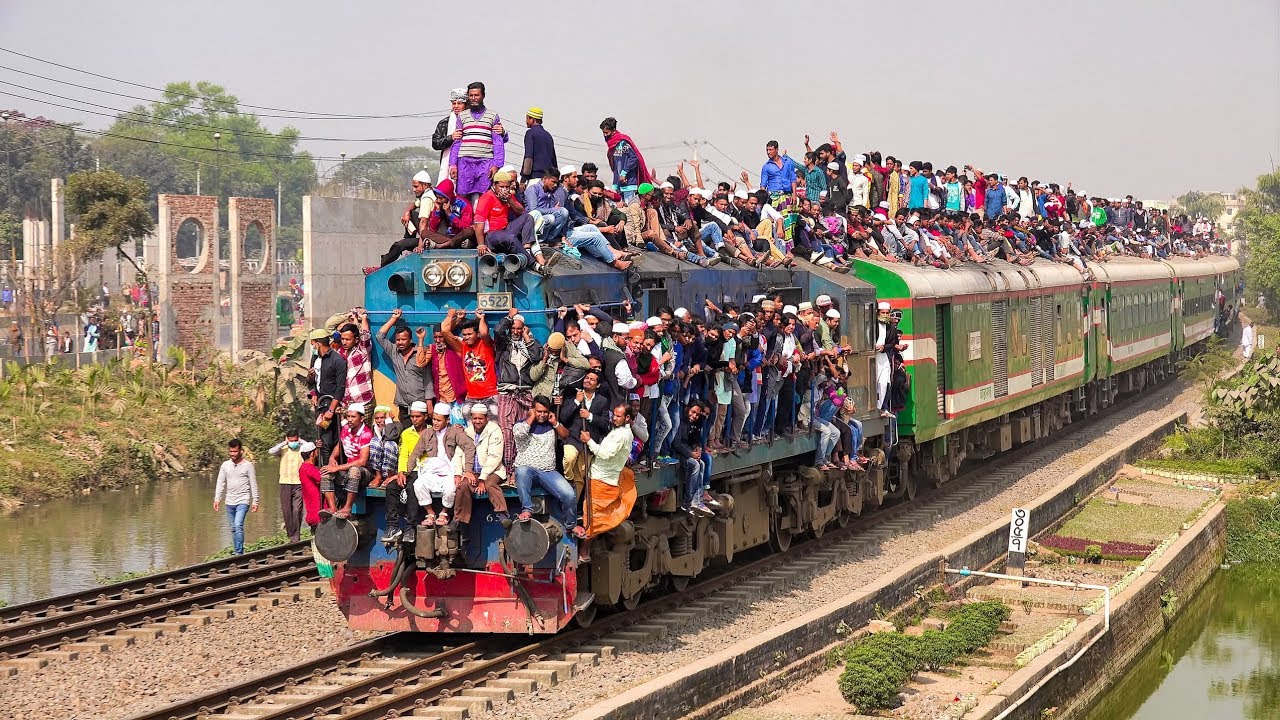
[517, 510, 533, 523]
[571, 525, 588, 540]
[435, 511, 449, 526]
[420, 512, 436, 527]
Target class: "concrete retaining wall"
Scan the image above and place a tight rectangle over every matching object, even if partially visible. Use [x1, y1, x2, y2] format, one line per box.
[974, 503, 1226, 720]
[568, 411, 1188, 720]
[302, 196, 401, 325]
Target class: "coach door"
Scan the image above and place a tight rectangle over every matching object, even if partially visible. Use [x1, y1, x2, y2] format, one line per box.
[935, 304, 949, 417]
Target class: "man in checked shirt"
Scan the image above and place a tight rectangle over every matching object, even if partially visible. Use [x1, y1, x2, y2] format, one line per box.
[336, 309, 375, 408]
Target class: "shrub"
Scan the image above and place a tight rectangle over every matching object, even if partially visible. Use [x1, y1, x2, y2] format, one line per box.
[1039, 535, 1156, 561]
[837, 601, 1009, 711]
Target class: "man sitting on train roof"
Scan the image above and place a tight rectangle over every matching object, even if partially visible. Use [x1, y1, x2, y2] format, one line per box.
[472, 168, 560, 276]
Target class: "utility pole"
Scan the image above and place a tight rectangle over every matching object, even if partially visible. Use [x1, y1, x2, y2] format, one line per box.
[277, 181, 282, 225]
[195, 165, 201, 195]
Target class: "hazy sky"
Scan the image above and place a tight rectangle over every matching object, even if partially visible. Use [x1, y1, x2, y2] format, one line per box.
[2, 0, 1278, 200]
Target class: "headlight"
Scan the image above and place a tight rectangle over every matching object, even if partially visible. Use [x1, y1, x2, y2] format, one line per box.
[423, 263, 445, 287]
[445, 262, 471, 288]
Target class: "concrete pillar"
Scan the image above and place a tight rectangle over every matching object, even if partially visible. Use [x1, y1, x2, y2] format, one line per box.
[228, 201, 243, 357]
[21, 217, 35, 281]
[51, 178, 64, 251]
[156, 201, 173, 359]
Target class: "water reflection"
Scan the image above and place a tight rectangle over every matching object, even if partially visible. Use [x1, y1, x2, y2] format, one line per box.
[1082, 565, 1280, 720]
[0, 459, 282, 605]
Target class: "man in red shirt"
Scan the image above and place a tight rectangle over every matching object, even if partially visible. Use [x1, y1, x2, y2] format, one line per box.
[440, 307, 499, 415]
[472, 168, 559, 276]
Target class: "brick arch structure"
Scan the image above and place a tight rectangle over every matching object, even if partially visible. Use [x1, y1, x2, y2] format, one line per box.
[157, 194, 219, 362]
[228, 197, 277, 355]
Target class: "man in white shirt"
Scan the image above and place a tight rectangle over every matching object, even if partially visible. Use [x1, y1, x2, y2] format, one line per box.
[213, 439, 259, 555]
[1242, 321, 1256, 359]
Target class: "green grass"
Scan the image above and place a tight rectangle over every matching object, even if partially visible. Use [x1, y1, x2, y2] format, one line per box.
[1138, 458, 1260, 477]
[203, 526, 312, 561]
[0, 356, 301, 502]
[1057, 498, 1190, 546]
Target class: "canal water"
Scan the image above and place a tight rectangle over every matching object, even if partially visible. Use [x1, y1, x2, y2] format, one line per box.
[0, 459, 283, 606]
[1081, 564, 1280, 720]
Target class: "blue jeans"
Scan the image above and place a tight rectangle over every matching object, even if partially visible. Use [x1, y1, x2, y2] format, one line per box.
[815, 418, 840, 464]
[514, 466, 578, 529]
[699, 223, 723, 252]
[567, 225, 616, 263]
[535, 207, 570, 242]
[756, 394, 778, 437]
[225, 503, 249, 555]
[660, 394, 680, 455]
[682, 454, 714, 507]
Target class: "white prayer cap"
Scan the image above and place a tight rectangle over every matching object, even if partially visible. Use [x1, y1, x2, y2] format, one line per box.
[470, 403, 489, 415]
[752, 294, 767, 303]
[877, 301, 891, 311]
[629, 320, 646, 332]
[298, 441, 316, 453]
[412, 170, 432, 184]
[499, 164, 518, 175]
[660, 181, 674, 190]
[853, 154, 867, 164]
[674, 307, 688, 318]
[798, 301, 814, 312]
[449, 88, 467, 101]
[646, 316, 662, 327]
[826, 161, 840, 170]
[560, 165, 578, 176]
[512, 314, 525, 323]
[432, 402, 452, 416]
[816, 294, 832, 306]
[347, 402, 366, 415]
[612, 322, 629, 334]
[826, 309, 841, 319]
[410, 401, 429, 413]
[783, 305, 798, 315]
[734, 188, 748, 200]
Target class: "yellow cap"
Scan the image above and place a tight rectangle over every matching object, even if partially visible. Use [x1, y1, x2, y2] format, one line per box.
[527, 107, 544, 120]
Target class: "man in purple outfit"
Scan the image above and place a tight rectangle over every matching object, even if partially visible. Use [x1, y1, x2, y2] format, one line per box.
[447, 81, 508, 201]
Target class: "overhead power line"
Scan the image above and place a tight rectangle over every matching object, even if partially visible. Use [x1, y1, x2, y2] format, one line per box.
[0, 45, 435, 120]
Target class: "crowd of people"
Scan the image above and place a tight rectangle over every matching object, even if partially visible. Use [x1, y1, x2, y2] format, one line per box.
[295, 291, 909, 550]
[374, 83, 1231, 278]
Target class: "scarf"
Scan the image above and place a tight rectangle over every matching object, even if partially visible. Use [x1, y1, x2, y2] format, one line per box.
[605, 131, 651, 185]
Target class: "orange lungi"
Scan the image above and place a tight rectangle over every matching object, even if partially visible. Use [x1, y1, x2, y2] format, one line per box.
[586, 467, 637, 538]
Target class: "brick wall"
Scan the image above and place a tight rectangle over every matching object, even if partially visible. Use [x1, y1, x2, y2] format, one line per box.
[159, 195, 219, 362]
[228, 197, 277, 354]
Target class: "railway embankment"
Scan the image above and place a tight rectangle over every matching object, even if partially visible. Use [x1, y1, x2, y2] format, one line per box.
[555, 406, 1188, 720]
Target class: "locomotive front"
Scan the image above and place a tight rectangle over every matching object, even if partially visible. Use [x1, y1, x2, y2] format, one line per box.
[325, 250, 584, 634]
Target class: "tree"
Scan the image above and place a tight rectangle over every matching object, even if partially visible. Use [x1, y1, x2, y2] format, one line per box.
[1240, 170, 1280, 306]
[327, 145, 437, 199]
[0, 112, 93, 247]
[94, 82, 316, 258]
[1174, 190, 1227, 222]
[64, 169, 156, 291]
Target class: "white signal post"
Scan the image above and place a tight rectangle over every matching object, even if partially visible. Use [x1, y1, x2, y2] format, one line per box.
[1006, 507, 1030, 573]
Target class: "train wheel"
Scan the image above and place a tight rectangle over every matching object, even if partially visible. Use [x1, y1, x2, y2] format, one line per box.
[770, 524, 794, 553]
[903, 471, 919, 501]
[573, 604, 598, 629]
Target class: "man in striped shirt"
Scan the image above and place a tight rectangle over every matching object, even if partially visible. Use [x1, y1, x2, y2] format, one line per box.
[447, 81, 508, 201]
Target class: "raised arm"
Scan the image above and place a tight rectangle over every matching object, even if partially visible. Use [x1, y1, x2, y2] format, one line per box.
[439, 308, 465, 353]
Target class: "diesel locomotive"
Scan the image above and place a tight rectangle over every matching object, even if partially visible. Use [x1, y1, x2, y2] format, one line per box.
[316, 247, 1240, 634]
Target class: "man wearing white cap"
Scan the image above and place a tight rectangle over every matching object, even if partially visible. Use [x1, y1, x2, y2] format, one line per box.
[405, 401, 477, 528]
[495, 307, 543, 468]
[382, 400, 431, 542]
[874, 302, 894, 415]
[431, 89, 468, 184]
[377, 170, 437, 270]
[848, 155, 871, 210]
[600, 321, 639, 406]
[322, 402, 373, 519]
[464, 402, 509, 521]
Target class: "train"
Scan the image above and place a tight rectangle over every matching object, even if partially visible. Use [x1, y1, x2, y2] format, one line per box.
[313, 245, 1241, 634]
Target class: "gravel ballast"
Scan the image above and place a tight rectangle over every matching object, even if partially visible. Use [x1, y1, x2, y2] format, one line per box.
[0, 588, 371, 720]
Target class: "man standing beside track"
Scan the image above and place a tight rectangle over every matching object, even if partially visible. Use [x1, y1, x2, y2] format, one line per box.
[213, 439, 259, 556]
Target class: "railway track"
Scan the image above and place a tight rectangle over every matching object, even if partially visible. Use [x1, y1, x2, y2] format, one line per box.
[126, 380, 1184, 720]
[0, 540, 315, 661]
